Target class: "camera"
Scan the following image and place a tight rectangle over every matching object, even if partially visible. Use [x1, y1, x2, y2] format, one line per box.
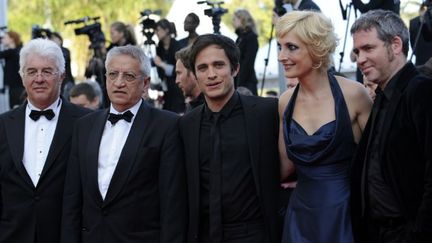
[31, 25, 52, 39]
[64, 16, 106, 50]
[139, 9, 161, 45]
[197, 1, 228, 34]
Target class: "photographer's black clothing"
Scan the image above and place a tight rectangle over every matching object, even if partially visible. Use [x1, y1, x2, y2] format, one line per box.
[410, 16, 432, 66]
[352, 0, 400, 14]
[156, 39, 185, 113]
[235, 28, 258, 95]
[0, 47, 24, 108]
[297, 0, 321, 11]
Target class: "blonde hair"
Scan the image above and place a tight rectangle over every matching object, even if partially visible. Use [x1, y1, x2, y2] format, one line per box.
[275, 11, 338, 70]
[234, 8, 257, 35]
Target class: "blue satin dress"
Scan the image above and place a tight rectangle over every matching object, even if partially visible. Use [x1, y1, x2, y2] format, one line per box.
[281, 73, 355, 243]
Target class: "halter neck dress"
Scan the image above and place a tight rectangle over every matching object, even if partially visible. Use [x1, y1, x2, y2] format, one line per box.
[282, 73, 355, 243]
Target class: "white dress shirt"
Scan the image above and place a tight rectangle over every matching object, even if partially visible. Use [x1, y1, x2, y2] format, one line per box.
[23, 98, 62, 186]
[98, 99, 142, 199]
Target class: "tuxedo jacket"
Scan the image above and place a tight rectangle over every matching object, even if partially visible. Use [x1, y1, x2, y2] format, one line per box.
[61, 100, 187, 243]
[179, 94, 281, 243]
[0, 100, 90, 243]
[351, 63, 432, 242]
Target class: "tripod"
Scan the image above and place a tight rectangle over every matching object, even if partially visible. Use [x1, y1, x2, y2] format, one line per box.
[338, 1, 356, 73]
[260, 23, 274, 97]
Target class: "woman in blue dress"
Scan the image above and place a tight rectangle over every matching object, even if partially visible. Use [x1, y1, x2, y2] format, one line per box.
[275, 11, 372, 243]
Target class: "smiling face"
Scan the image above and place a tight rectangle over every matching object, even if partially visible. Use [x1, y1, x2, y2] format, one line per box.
[277, 31, 316, 79]
[106, 54, 149, 112]
[194, 44, 238, 108]
[353, 28, 398, 87]
[22, 54, 63, 109]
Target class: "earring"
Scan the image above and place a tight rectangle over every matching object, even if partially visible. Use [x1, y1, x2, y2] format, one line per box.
[312, 61, 322, 69]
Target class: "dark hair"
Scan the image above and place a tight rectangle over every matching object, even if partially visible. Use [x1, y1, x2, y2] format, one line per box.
[7, 31, 23, 48]
[350, 9, 409, 56]
[69, 82, 97, 101]
[185, 13, 200, 28]
[110, 21, 137, 45]
[156, 19, 177, 38]
[188, 34, 240, 76]
[175, 47, 192, 71]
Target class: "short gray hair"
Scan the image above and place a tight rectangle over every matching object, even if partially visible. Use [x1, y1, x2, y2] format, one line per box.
[19, 38, 65, 75]
[105, 45, 151, 77]
[350, 9, 409, 56]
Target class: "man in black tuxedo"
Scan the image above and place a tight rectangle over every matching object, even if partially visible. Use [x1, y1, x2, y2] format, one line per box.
[61, 45, 187, 243]
[0, 38, 90, 243]
[179, 34, 280, 243]
[351, 10, 432, 243]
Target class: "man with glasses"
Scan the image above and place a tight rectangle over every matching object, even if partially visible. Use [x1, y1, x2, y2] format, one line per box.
[0, 38, 90, 243]
[61, 45, 187, 243]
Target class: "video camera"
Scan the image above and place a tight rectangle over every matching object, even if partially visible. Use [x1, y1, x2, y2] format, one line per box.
[197, 1, 228, 34]
[64, 16, 106, 50]
[31, 25, 52, 39]
[139, 9, 161, 45]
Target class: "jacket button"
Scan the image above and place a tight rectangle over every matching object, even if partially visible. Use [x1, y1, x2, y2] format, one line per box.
[82, 227, 88, 231]
[34, 196, 40, 201]
[103, 210, 108, 216]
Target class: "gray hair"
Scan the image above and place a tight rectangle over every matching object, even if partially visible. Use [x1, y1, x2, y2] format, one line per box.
[350, 9, 409, 56]
[19, 38, 65, 75]
[105, 45, 151, 78]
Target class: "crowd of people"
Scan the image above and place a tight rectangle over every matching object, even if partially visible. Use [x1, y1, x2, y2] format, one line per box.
[0, 1, 432, 243]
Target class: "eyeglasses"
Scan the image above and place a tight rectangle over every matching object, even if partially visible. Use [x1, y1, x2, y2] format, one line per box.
[24, 69, 58, 79]
[105, 71, 144, 83]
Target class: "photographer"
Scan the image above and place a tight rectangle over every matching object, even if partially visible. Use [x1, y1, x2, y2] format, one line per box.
[154, 19, 185, 113]
[50, 32, 75, 98]
[107, 21, 137, 51]
[410, 2, 432, 66]
[0, 31, 24, 109]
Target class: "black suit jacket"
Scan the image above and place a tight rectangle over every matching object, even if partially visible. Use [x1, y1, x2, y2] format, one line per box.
[0, 100, 90, 243]
[179, 94, 281, 243]
[351, 63, 432, 242]
[61, 100, 187, 243]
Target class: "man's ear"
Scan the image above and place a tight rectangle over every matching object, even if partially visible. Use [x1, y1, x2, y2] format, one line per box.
[391, 36, 403, 55]
[232, 63, 240, 77]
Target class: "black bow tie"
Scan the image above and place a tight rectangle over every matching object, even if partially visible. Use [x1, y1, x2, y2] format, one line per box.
[29, 109, 55, 121]
[107, 110, 133, 125]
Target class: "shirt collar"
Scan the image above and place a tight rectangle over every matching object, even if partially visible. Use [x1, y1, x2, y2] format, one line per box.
[382, 62, 409, 100]
[27, 98, 62, 118]
[109, 99, 142, 122]
[204, 91, 239, 119]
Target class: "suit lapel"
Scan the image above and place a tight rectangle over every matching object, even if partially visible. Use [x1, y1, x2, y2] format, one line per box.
[4, 104, 34, 188]
[380, 64, 416, 151]
[86, 109, 108, 204]
[40, 101, 75, 180]
[103, 102, 150, 206]
[240, 96, 261, 197]
[188, 106, 204, 212]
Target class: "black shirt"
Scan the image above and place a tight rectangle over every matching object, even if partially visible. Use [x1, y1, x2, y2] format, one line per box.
[199, 92, 261, 224]
[367, 65, 406, 219]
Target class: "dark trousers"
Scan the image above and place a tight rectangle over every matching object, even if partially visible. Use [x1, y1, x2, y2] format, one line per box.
[199, 218, 269, 243]
[366, 217, 412, 243]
